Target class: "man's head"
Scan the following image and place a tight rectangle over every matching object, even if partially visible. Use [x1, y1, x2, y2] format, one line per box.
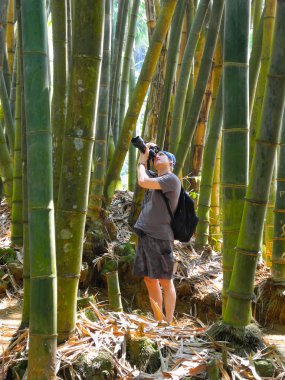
[154, 150, 176, 171]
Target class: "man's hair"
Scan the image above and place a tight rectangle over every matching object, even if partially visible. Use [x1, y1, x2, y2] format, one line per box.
[161, 151, 176, 169]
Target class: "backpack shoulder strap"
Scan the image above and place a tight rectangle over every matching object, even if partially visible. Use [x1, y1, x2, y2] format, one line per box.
[159, 190, 174, 220]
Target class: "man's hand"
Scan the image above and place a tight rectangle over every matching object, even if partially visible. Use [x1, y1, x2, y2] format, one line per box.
[139, 144, 149, 164]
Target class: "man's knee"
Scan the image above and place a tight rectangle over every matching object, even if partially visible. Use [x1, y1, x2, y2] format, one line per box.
[159, 278, 174, 290]
[144, 276, 159, 288]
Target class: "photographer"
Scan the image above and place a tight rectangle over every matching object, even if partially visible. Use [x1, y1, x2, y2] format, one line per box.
[133, 143, 180, 323]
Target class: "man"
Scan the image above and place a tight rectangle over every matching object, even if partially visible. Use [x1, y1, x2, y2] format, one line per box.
[133, 143, 181, 323]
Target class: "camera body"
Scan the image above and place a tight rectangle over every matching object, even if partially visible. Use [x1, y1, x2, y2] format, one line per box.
[131, 136, 159, 159]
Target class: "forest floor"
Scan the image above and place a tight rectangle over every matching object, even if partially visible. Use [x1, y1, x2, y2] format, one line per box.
[0, 192, 285, 379]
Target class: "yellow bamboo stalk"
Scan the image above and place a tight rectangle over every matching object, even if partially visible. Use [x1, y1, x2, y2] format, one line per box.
[6, 0, 15, 74]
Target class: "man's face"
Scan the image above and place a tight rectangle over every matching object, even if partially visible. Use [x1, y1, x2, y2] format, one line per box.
[154, 151, 171, 169]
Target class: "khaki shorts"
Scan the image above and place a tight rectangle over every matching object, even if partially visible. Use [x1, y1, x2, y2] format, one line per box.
[133, 229, 174, 279]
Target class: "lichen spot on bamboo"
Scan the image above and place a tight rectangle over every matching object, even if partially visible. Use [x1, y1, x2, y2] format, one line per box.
[76, 129, 83, 137]
[60, 229, 73, 240]
[63, 243, 72, 253]
[77, 79, 85, 93]
[74, 138, 83, 151]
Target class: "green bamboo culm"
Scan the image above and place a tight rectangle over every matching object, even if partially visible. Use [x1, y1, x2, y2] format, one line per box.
[249, 0, 276, 165]
[89, 0, 111, 219]
[174, 0, 224, 175]
[169, 0, 210, 154]
[11, 44, 23, 246]
[104, 0, 178, 206]
[51, 0, 67, 207]
[21, 0, 57, 377]
[56, 0, 104, 342]
[106, 271, 123, 312]
[271, 111, 285, 283]
[9, 46, 17, 120]
[110, 0, 129, 145]
[0, 0, 14, 155]
[196, 77, 223, 246]
[249, 8, 263, 118]
[16, 0, 29, 327]
[221, 0, 250, 314]
[0, 121, 13, 206]
[128, 55, 137, 192]
[156, 0, 186, 149]
[119, 0, 140, 133]
[223, 0, 285, 327]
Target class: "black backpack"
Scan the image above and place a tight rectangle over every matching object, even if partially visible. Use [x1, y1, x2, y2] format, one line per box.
[160, 186, 199, 242]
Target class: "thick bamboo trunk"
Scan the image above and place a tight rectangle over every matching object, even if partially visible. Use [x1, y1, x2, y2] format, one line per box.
[6, 0, 14, 75]
[51, 0, 67, 207]
[249, 5, 263, 117]
[89, 0, 111, 219]
[221, 0, 250, 314]
[56, 0, 104, 342]
[196, 78, 222, 246]
[128, 56, 136, 192]
[190, 63, 213, 197]
[224, 0, 285, 326]
[16, 0, 29, 327]
[0, 121, 13, 206]
[249, 0, 276, 165]
[11, 46, 23, 246]
[272, 111, 285, 282]
[210, 136, 222, 251]
[104, 0, 177, 206]
[21, 0, 57, 377]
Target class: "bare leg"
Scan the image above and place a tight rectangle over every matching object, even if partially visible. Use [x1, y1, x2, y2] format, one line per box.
[144, 277, 163, 321]
[159, 279, 176, 323]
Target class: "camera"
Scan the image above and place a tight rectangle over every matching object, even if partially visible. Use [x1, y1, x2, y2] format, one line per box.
[131, 136, 160, 159]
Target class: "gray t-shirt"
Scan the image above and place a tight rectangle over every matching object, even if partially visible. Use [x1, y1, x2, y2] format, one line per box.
[134, 172, 181, 241]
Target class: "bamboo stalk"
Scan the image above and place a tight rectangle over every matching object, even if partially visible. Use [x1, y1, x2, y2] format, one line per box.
[224, 0, 285, 326]
[11, 44, 23, 246]
[89, 0, 111, 219]
[196, 78, 223, 246]
[56, 0, 104, 342]
[249, 0, 276, 165]
[21, 0, 57, 377]
[221, 0, 250, 313]
[51, 0, 67, 207]
[271, 110, 285, 282]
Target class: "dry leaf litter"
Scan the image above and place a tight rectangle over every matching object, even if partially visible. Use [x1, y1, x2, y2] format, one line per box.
[1, 192, 285, 379]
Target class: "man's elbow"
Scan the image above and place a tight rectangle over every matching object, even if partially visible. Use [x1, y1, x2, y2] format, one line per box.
[138, 179, 148, 188]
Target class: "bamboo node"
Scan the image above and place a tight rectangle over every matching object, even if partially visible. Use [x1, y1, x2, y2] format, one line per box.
[224, 61, 249, 68]
[57, 274, 80, 279]
[235, 246, 261, 257]
[255, 139, 278, 147]
[222, 183, 247, 189]
[29, 333, 58, 338]
[222, 229, 240, 235]
[271, 258, 285, 264]
[222, 127, 248, 133]
[245, 198, 268, 205]
[222, 266, 233, 272]
[227, 290, 255, 301]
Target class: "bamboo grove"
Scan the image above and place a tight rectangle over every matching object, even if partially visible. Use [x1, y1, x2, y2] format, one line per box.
[0, 0, 285, 377]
